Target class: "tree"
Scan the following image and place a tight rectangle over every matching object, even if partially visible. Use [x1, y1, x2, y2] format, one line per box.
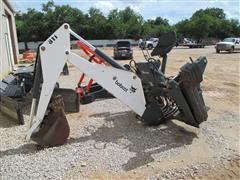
[41, 2, 86, 39]
[141, 17, 173, 38]
[107, 7, 143, 39]
[175, 7, 239, 40]
[15, 9, 44, 49]
[107, 9, 126, 38]
[154, 17, 169, 26]
[229, 19, 240, 37]
[86, 8, 108, 39]
[15, 2, 240, 44]
[118, 7, 143, 39]
[192, 8, 226, 20]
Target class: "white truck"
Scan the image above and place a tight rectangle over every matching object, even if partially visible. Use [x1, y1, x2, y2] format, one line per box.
[215, 37, 240, 53]
[139, 38, 159, 50]
[178, 38, 205, 48]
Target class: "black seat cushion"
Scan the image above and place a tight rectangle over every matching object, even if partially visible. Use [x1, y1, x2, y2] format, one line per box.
[151, 32, 176, 57]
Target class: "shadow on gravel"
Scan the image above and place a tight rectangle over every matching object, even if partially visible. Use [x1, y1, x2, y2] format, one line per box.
[0, 111, 197, 170]
[68, 111, 198, 171]
[0, 144, 39, 158]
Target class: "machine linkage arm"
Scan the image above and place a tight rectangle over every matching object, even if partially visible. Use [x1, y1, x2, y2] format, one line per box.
[26, 24, 146, 140]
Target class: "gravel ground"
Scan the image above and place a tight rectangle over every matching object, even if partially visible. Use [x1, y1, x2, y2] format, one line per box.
[0, 46, 239, 179]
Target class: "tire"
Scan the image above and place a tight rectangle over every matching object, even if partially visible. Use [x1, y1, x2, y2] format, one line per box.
[216, 49, 220, 53]
[148, 44, 153, 50]
[229, 47, 234, 53]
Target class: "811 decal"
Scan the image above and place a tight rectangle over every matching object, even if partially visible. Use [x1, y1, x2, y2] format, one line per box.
[48, 34, 58, 45]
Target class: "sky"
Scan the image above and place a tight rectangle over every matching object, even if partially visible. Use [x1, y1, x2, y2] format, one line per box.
[9, 0, 240, 24]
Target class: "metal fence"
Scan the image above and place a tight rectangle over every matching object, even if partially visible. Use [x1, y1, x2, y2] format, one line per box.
[18, 39, 139, 52]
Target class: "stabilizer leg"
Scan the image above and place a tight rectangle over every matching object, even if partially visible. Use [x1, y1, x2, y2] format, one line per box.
[26, 24, 71, 146]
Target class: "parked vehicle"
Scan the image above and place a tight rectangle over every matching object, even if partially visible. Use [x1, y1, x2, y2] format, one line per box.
[215, 37, 240, 53]
[183, 38, 194, 44]
[138, 38, 145, 49]
[113, 41, 133, 59]
[142, 38, 159, 50]
[178, 38, 205, 48]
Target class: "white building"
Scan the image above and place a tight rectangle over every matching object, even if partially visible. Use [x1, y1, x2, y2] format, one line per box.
[0, 0, 19, 80]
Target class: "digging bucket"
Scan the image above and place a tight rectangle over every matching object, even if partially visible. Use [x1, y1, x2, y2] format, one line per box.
[30, 95, 70, 147]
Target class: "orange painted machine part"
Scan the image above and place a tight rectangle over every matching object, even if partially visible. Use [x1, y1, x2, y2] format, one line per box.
[76, 41, 104, 64]
[76, 41, 105, 95]
[22, 51, 35, 60]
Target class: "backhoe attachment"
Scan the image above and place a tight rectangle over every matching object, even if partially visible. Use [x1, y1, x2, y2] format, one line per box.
[27, 24, 208, 147]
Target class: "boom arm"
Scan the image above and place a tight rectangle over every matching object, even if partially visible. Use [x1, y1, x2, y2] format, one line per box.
[26, 24, 146, 140]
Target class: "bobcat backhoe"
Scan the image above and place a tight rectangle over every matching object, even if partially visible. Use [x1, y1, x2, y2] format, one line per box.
[26, 24, 208, 147]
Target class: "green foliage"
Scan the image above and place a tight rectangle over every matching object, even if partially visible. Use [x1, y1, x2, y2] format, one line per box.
[141, 18, 173, 38]
[175, 8, 240, 39]
[192, 8, 226, 20]
[15, 9, 44, 42]
[15, 2, 240, 45]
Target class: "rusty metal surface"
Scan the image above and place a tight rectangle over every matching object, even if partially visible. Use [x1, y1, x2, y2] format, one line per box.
[30, 96, 70, 147]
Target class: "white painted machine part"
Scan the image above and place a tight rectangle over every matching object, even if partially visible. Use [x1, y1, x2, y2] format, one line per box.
[26, 23, 146, 140]
[70, 29, 96, 51]
[29, 98, 37, 127]
[69, 53, 146, 115]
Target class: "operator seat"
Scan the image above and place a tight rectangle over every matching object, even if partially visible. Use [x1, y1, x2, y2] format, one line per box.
[151, 32, 176, 57]
[136, 32, 177, 87]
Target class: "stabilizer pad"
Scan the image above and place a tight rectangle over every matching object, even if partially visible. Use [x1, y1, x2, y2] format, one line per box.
[179, 57, 208, 124]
